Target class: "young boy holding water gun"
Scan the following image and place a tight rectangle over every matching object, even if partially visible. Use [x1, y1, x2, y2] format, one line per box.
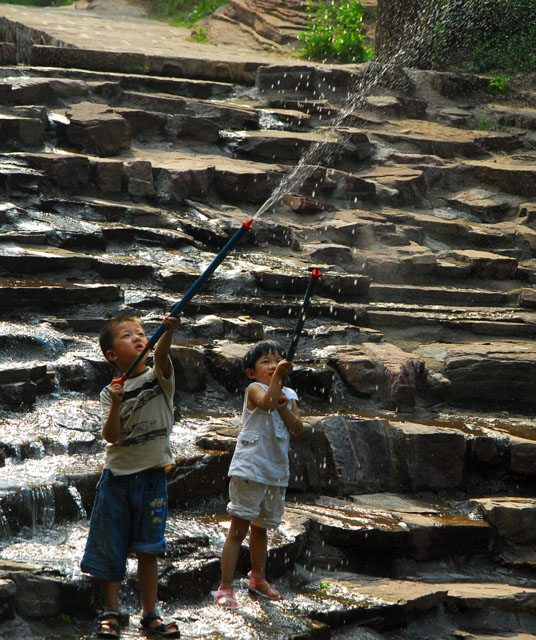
[81, 313, 181, 639]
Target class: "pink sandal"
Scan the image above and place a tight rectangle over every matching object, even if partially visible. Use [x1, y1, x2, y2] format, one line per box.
[243, 571, 282, 600]
[211, 588, 238, 608]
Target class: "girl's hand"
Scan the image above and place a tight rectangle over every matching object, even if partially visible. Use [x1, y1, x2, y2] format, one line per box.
[275, 359, 293, 379]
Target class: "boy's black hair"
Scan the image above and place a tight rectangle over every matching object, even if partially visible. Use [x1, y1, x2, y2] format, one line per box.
[99, 315, 141, 359]
[244, 340, 286, 371]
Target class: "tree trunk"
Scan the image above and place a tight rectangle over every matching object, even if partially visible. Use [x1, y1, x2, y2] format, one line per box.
[375, 0, 434, 69]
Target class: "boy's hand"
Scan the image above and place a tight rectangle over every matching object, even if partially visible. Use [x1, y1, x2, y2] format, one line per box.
[163, 313, 181, 332]
[278, 391, 288, 407]
[108, 382, 124, 404]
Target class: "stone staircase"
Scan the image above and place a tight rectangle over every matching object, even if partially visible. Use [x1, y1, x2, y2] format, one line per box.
[1, 4, 536, 639]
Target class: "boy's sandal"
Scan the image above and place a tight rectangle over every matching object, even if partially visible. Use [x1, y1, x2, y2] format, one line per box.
[140, 611, 180, 638]
[244, 571, 282, 600]
[96, 611, 122, 638]
[211, 588, 238, 608]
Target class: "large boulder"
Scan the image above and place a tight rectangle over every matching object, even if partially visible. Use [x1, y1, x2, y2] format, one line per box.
[419, 342, 536, 408]
[290, 416, 466, 494]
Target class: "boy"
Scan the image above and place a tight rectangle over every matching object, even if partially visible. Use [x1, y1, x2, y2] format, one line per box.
[81, 314, 181, 639]
[212, 340, 303, 608]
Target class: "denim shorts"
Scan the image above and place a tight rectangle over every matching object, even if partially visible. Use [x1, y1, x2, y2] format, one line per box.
[227, 476, 285, 529]
[81, 467, 168, 582]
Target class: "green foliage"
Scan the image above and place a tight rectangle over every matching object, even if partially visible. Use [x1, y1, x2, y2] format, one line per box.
[123, 64, 151, 74]
[150, 0, 227, 27]
[477, 113, 495, 131]
[432, 0, 536, 73]
[298, 0, 373, 64]
[488, 75, 510, 96]
[190, 26, 208, 42]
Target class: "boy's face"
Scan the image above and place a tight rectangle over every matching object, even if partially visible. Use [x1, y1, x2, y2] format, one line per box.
[246, 349, 283, 385]
[106, 320, 148, 371]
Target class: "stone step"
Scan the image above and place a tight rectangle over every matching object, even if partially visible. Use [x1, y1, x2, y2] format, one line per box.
[0, 245, 157, 280]
[254, 269, 372, 299]
[39, 195, 174, 227]
[222, 127, 372, 164]
[379, 207, 519, 244]
[366, 308, 536, 337]
[221, 127, 353, 163]
[119, 90, 259, 129]
[465, 155, 536, 199]
[368, 283, 510, 306]
[0, 278, 121, 307]
[0, 113, 44, 150]
[0, 155, 44, 193]
[361, 119, 523, 159]
[0, 430, 233, 538]
[469, 497, 536, 546]
[27, 42, 272, 85]
[14, 65, 235, 99]
[287, 496, 491, 567]
[0, 363, 54, 410]
[417, 340, 536, 410]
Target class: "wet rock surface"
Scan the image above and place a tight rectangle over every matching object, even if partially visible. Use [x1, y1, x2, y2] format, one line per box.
[1, 2, 536, 639]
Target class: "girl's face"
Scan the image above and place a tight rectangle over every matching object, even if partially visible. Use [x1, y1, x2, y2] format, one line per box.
[248, 350, 282, 385]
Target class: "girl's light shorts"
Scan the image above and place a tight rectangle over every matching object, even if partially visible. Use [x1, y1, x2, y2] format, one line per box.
[227, 476, 285, 529]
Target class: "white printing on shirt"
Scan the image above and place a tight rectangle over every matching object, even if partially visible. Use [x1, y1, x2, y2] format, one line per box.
[100, 361, 175, 476]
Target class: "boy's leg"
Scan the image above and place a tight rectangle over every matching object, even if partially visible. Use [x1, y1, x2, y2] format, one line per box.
[96, 581, 122, 637]
[219, 515, 250, 591]
[138, 553, 179, 635]
[248, 524, 267, 581]
[137, 552, 158, 616]
[102, 580, 121, 611]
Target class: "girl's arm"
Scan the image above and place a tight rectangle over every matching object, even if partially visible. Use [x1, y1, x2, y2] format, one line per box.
[277, 399, 303, 436]
[247, 359, 293, 412]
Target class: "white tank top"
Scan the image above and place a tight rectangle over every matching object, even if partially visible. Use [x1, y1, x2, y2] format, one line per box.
[228, 382, 299, 487]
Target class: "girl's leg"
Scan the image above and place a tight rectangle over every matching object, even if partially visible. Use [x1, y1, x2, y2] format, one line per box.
[248, 524, 267, 582]
[247, 524, 281, 599]
[219, 516, 250, 591]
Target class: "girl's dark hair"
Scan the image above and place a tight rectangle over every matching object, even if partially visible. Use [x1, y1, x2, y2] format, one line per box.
[244, 340, 286, 370]
[99, 315, 140, 358]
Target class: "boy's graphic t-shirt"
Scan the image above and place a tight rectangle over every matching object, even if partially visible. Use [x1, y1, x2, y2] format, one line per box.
[100, 362, 175, 475]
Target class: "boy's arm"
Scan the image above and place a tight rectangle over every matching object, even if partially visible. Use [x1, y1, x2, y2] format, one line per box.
[247, 360, 293, 412]
[278, 399, 303, 436]
[102, 383, 123, 443]
[153, 314, 181, 379]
